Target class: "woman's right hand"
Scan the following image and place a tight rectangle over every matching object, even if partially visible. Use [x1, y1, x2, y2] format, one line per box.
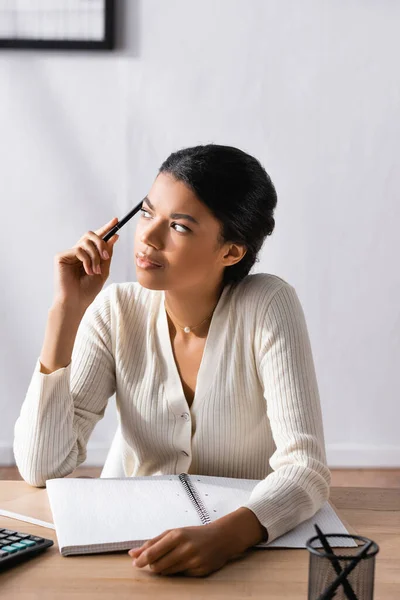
[53, 217, 120, 311]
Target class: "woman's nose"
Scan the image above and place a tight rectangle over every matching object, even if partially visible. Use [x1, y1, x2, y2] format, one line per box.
[140, 221, 163, 247]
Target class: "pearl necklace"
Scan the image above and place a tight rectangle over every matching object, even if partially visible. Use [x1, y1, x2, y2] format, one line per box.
[164, 302, 216, 334]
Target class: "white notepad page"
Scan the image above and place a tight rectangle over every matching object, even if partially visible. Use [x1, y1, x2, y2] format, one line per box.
[190, 475, 355, 548]
[46, 475, 356, 554]
[46, 476, 201, 551]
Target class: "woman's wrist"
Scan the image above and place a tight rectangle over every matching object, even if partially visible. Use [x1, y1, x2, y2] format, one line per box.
[212, 507, 268, 555]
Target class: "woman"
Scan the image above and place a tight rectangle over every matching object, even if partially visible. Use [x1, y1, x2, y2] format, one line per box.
[14, 144, 331, 577]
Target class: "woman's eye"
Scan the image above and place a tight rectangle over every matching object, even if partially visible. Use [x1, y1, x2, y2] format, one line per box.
[173, 223, 190, 233]
[140, 208, 190, 233]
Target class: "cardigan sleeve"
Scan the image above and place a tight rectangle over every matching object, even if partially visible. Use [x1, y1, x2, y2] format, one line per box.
[242, 282, 331, 544]
[13, 285, 116, 488]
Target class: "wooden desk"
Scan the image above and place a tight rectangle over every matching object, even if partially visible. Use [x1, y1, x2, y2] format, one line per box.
[0, 483, 399, 599]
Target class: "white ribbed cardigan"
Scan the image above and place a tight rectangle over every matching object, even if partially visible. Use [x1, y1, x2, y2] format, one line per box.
[13, 273, 331, 544]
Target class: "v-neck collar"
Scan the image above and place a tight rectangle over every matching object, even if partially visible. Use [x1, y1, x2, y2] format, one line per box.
[155, 283, 232, 410]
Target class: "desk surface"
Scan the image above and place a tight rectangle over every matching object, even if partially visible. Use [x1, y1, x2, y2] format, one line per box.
[0, 483, 399, 599]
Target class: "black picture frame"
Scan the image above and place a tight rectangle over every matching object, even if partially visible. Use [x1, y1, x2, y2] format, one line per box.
[0, 0, 115, 51]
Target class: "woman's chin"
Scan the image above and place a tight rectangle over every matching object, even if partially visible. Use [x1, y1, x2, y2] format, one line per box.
[136, 271, 166, 290]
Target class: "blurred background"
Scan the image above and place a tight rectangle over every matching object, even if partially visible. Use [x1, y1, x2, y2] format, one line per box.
[0, 0, 399, 487]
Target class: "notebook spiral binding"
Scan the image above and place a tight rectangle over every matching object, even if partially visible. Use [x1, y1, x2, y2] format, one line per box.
[178, 473, 211, 525]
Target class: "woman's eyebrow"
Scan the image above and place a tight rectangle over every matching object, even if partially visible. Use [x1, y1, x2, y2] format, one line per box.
[142, 196, 200, 226]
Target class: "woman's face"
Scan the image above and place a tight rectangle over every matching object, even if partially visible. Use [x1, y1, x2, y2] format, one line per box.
[134, 172, 229, 292]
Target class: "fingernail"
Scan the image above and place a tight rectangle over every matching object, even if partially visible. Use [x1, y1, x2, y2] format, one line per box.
[102, 250, 109, 260]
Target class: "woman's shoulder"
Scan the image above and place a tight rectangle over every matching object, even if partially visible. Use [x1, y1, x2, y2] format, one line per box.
[228, 273, 301, 325]
[231, 272, 293, 305]
[92, 281, 161, 319]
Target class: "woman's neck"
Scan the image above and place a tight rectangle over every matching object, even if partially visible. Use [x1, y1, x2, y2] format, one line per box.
[164, 281, 225, 341]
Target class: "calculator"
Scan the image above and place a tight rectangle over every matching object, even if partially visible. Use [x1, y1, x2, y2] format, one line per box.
[0, 527, 54, 571]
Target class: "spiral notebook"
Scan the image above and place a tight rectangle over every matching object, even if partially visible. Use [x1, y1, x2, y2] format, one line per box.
[45, 473, 356, 556]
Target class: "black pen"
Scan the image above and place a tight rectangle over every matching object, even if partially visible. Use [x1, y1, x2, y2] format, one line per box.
[314, 524, 358, 600]
[317, 539, 373, 600]
[102, 199, 144, 242]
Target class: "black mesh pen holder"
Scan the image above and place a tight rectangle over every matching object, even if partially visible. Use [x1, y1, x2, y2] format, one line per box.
[306, 534, 379, 600]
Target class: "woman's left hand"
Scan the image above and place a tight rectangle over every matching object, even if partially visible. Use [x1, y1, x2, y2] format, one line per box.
[128, 523, 244, 577]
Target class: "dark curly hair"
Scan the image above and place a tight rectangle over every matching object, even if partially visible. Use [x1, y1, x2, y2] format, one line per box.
[159, 144, 277, 290]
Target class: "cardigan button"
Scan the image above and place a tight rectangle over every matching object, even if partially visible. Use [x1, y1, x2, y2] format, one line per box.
[181, 413, 190, 421]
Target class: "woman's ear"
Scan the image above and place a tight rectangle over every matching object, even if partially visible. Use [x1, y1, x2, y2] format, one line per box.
[223, 243, 247, 268]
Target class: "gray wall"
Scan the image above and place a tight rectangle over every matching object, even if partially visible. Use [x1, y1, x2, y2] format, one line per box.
[1, 0, 399, 468]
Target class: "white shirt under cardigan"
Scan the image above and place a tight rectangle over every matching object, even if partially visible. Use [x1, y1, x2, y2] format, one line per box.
[13, 272, 331, 544]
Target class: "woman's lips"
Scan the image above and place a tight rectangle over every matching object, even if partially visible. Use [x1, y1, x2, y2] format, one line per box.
[136, 256, 163, 269]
